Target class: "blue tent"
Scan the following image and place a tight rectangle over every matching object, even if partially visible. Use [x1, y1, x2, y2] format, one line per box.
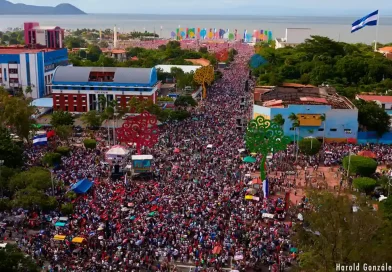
[71, 178, 93, 194]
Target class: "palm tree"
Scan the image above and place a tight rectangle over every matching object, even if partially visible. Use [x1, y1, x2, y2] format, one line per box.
[288, 113, 299, 158]
[98, 95, 107, 112]
[319, 113, 326, 145]
[272, 114, 285, 129]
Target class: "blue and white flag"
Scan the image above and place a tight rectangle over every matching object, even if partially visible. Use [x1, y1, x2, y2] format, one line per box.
[351, 10, 379, 33]
[262, 178, 269, 198]
[33, 134, 47, 146]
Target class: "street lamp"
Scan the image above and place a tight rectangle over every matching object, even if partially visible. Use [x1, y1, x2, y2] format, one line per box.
[0, 160, 4, 197]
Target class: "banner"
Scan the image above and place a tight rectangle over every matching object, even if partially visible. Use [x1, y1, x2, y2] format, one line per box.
[132, 159, 151, 173]
[173, 27, 273, 42]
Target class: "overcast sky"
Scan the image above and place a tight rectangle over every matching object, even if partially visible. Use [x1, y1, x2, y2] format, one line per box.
[8, 0, 390, 15]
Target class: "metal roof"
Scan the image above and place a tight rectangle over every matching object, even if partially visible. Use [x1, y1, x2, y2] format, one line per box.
[53, 66, 91, 83]
[113, 68, 152, 84]
[52, 66, 155, 85]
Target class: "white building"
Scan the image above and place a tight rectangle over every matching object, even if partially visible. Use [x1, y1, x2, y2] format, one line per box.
[155, 65, 201, 74]
[275, 28, 312, 49]
[0, 47, 69, 98]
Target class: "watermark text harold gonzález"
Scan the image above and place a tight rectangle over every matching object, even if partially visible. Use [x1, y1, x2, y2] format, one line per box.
[336, 263, 392, 271]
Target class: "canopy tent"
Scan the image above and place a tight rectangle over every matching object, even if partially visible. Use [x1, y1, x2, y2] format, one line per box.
[71, 178, 93, 194]
[53, 235, 66, 241]
[105, 145, 130, 163]
[54, 222, 66, 227]
[106, 145, 129, 156]
[72, 237, 85, 243]
[243, 156, 256, 163]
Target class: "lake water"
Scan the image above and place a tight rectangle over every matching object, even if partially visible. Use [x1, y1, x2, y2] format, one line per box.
[1, 14, 392, 44]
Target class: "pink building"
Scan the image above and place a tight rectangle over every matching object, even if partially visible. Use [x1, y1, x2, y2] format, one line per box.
[24, 22, 64, 49]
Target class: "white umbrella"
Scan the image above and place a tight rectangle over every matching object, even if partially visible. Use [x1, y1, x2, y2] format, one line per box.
[121, 207, 129, 212]
[98, 236, 104, 240]
[297, 213, 304, 221]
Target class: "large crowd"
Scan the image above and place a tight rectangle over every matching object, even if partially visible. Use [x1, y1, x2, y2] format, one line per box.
[2, 41, 391, 272]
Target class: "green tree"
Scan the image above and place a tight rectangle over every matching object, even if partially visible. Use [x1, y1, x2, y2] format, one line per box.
[272, 114, 285, 128]
[56, 146, 71, 156]
[80, 110, 102, 127]
[42, 152, 62, 167]
[64, 36, 87, 49]
[293, 191, 392, 272]
[50, 111, 75, 127]
[9, 167, 52, 192]
[87, 44, 102, 62]
[0, 244, 39, 272]
[353, 177, 377, 194]
[354, 99, 390, 137]
[83, 139, 97, 149]
[54, 125, 72, 143]
[61, 203, 74, 215]
[174, 96, 198, 107]
[342, 155, 377, 177]
[12, 187, 57, 210]
[0, 89, 36, 140]
[298, 138, 321, 156]
[0, 127, 23, 168]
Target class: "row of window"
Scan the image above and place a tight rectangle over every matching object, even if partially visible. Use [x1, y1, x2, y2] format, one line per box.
[52, 86, 153, 92]
[9, 69, 18, 74]
[290, 127, 352, 134]
[55, 105, 87, 112]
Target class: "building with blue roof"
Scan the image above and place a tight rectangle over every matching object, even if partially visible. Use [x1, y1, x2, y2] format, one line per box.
[51, 66, 160, 112]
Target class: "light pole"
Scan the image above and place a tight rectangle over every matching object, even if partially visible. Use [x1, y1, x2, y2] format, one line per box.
[347, 150, 352, 179]
[0, 160, 4, 197]
[50, 169, 55, 196]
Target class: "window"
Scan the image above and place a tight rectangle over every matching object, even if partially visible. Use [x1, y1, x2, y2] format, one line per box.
[65, 106, 68, 111]
[330, 128, 337, 132]
[318, 128, 324, 131]
[9, 69, 18, 74]
[74, 106, 77, 111]
[290, 127, 295, 131]
[82, 106, 86, 112]
[344, 129, 352, 134]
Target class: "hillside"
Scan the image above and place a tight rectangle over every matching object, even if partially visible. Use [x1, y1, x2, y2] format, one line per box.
[0, 0, 85, 15]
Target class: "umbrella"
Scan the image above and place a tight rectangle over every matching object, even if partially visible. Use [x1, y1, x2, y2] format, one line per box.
[250, 152, 257, 156]
[290, 247, 298, 253]
[297, 213, 304, 221]
[174, 148, 180, 153]
[243, 156, 256, 163]
[98, 236, 104, 240]
[128, 203, 134, 207]
[121, 207, 129, 212]
[192, 117, 198, 121]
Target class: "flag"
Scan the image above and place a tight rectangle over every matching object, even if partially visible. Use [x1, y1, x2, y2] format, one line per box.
[351, 10, 379, 33]
[262, 178, 269, 198]
[33, 134, 47, 146]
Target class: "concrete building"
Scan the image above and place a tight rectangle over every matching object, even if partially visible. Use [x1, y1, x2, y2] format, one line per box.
[0, 22, 68, 98]
[275, 28, 311, 49]
[51, 66, 160, 113]
[24, 22, 64, 50]
[155, 65, 201, 74]
[0, 48, 68, 98]
[356, 94, 392, 115]
[253, 83, 358, 143]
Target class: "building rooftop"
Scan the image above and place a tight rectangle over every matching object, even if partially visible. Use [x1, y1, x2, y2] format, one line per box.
[52, 66, 157, 86]
[0, 47, 57, 54]
[357, 95, 392, 103]
[254, 85, 355, 109]
[155, 64, 201, 74]
[379, 47, 392, 53]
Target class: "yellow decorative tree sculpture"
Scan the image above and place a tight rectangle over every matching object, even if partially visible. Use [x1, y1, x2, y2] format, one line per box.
[193, 65, 215, 99]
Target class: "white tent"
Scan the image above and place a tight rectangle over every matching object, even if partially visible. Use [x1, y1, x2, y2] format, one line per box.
[106, 145, 129, 156]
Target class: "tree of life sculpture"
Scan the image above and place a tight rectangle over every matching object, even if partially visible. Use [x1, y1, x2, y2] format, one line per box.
[193, 65, 215, 99]
[245, 116, 290, 181]
[116, 111, 159, 154]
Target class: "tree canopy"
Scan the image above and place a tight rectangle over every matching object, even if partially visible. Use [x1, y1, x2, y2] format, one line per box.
[353, 99, 391, 137]
[174, 96, 198, 107]
[342, 155, 377, 177]
[0, 244, 39, 272]
[251, 36, 392, 99]
[298, 138, 322, 156]
[50, 111, 75, 127]
[294, 191, 392, 271]
[0, 127, 23, 168]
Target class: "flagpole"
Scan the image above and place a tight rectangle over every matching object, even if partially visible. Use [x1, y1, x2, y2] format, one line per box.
[375, 10, 380, 51]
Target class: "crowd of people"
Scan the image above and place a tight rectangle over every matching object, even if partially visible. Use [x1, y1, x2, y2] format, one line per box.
[10, 39, 392, 272]
[2, 42, 304, 272]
